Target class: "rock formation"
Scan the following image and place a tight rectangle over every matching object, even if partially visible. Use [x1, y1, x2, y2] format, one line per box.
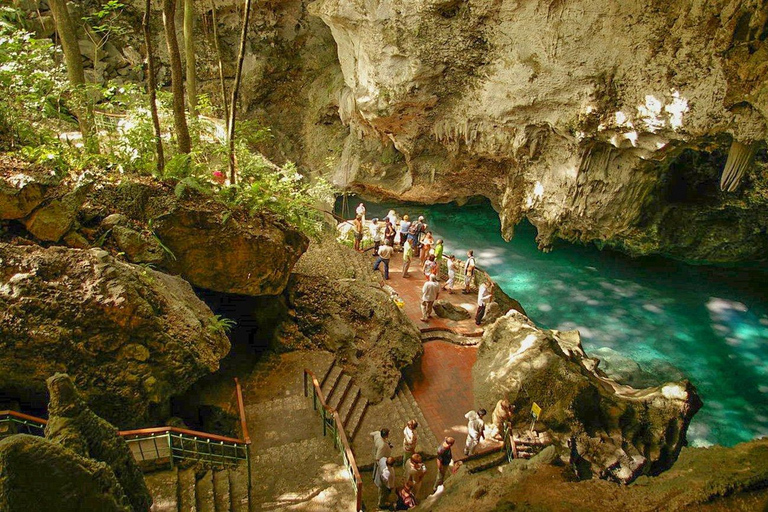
[81, 181, 309, 297]
[473, 311, 702, 483]
[0, 435, 131, 512]
[275, 237, 424, 401]
[309, 0, 768, 263]
[424, 438, 768, 511]
[0, 242, 230, 426]
[0, 374, 151, 512]
[44, 373, 151, 512]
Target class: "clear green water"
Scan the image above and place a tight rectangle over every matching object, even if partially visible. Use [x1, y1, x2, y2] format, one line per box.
[341, 198, 768, 447]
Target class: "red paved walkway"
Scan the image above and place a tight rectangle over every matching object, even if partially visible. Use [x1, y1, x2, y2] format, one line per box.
[405, 341, 478, 460]
[375, 250, 483, 336]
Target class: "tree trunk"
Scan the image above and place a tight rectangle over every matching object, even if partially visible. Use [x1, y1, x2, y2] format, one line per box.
[227, 0, 253, 185]
[210, 0, 229, 121]
[183, 0, 197, 117]
[144, 0, 165, 173]
[162, 0, 191, 154]
[48, 0, 97, 150]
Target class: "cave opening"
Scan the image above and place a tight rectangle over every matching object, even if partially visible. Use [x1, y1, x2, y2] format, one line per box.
[169, 288, 288, 434]
[662, 147, 727, 205]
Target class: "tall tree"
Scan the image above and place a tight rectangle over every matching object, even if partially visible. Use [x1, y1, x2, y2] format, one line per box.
[48, 0, 97, 150]
[162, 0, 191, 154]
[227, 0, 253, 184]
[143, 0, 164, 173]
[183, 0, 197, 116]
[210, 0, 229, 121]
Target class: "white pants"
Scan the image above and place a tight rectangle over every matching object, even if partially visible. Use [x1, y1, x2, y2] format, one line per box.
[465, 434, 480, 456]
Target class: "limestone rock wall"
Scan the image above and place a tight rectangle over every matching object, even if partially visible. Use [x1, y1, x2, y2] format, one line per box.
[309, 0, 768, 262]
[473, 311, 702, 483]
[0, 242, 231, 427]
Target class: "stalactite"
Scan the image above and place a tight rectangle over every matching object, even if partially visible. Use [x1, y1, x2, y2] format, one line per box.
[720, 140, 756, 192]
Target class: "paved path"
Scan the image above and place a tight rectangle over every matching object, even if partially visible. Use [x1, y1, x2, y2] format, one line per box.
[405, 341, 478, 461]
[368, 249, 483, 336]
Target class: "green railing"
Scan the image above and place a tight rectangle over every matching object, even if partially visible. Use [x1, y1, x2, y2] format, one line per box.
[303, 369, 363, 512]
[0, 410, 47, 438]
[0, 379, 251, 484]
[502, 422, 516, 463]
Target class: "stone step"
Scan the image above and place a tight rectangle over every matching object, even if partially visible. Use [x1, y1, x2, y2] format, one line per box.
[228, 465, 250, 512]
[319, 359, 337, 391]
[212, 468, 231, 512]
[195, 469, 215, 512]
[395, 382, 440, 455]
[463, 448, 508, 473]
[330, 373, 353, 412]
[339, 387, 361, 428]
[345, 392, 369, 441]
[178, 467, 197, 512]
[321, 364, 343, 398]
[145, 467, 178, 512]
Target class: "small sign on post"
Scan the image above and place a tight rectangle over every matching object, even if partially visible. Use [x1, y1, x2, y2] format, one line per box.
[530, 402, 542, 432]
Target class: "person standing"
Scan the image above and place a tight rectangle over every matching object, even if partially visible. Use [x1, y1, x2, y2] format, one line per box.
[374, 240, 394, 280]
[420, 231, 434, 263]
[433, 437, 457, 492]
[370, 218, 382, 255]
[404, 453, 427, 495]
[434, 239, 444, 261]
[373, 456, 396, 508]
[398, 215, 411, 250]
[423, 254, 437, 279]
[353, 215, 363, 252]
[403, 420, 418, 464]
[463, 250, 476, 294]
[420, 275, 440, 322]
[385, 218, 396, 247]
[371, 428, 393, 463]
[387, 209, 398, 229]
[356, 202, 366, 224]
[475, 280, 494, 325]
[464, 409, 486, 456]
[491, 399, 515, 440]
[443, 255, 457, 294]
[402, 239, 414, 278]
[408, 216, 425, 254]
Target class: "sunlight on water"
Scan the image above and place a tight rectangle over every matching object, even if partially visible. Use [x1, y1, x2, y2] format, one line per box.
[340, 197, 768, 447]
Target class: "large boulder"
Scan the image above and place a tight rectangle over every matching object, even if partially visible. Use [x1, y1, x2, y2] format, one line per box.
[474, 311, 702, 484]
[0, 242, 230, 427]
[0, 155, 55, 220]
[0, 435, 131, 512]
[45, 374, 151, 512]
[83, 181, 309, 296]
[276, 237, 423, 401]
[433, 299, 471, 320]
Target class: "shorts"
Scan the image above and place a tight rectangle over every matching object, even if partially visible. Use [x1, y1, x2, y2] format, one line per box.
[354, 232, 363, 241]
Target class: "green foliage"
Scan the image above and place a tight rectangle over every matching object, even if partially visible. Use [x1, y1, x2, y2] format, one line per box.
[1, 20, 330, 238]
[208, 315, 236, 335]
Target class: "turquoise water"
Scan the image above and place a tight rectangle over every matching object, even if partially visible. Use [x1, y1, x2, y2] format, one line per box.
[341, 198, 768, 447]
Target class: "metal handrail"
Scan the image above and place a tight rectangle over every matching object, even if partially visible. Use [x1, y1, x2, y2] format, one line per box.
[303, 369, 363, 512]
[0, 410, 48, 425]
[234, 378, 251, 445]
[119, 425, 245, 444]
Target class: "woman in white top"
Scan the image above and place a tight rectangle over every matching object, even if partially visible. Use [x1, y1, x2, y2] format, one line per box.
[443, 255, 457, 294]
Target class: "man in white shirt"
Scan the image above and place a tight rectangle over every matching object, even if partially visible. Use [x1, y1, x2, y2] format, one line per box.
[464, 408, 486, 456]
[373, 241, 394, 280]
[402, 420, 418, 464]
[404, 453, 428, 494]
[420, 275, 440, 322]
[475, 280, 494, 325]
[373, 456, 396, 508]
[370, 428, 393, 463]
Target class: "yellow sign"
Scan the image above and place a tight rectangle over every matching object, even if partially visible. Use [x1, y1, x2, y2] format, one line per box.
[531, 402, 542, 419]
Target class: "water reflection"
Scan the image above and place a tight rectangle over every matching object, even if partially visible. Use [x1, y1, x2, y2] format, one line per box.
[341, 197, 768, 447]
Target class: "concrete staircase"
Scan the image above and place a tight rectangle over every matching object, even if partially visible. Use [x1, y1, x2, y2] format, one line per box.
[318, 360, 369, 441]
[144, 465, 250, 512]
